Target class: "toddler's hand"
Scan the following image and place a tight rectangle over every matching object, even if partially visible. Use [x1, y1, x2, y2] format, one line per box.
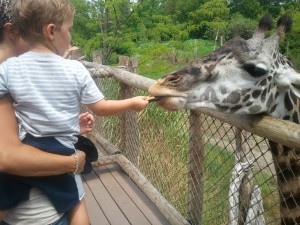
[79, 112, 94, 134]
[131, 96, 149, 112]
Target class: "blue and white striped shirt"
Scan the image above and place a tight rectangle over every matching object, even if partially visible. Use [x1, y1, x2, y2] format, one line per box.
[0, 51, 104, 148]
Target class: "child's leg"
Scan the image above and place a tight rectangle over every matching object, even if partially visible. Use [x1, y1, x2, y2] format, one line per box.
[68, 199, 90, 225]
[0, 210, 7, 222]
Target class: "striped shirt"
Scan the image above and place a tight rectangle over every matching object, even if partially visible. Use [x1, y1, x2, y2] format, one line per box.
[0, 51, 104, 148]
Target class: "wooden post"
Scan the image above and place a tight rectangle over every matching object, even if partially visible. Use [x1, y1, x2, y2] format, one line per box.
[92, 50, 102, 64]
[188, 110, 204, 224]
[91, 50, 103, 137]
[119, 56, 139, 165]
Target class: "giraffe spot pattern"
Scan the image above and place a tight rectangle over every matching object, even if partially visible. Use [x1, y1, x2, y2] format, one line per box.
[284, 194, 300, 210]
[252, 90, 261, 99]
[219, 85, 227, 95]
[190, 67, 201, 76]
[215, 104, 229, 112]
[283, 115, 290, 120]
[290, 91, 298, 105]
[285, 92, 294, 111]
[258, 78, 267, 86]
[270, 103, 278, 114]
[242, 94, 251, 102]
[261, 89, 267, 103]
[200, 87, 218, 103]
[246, 102, 253, 107]
[230, 105, 243, 113]
[293, 112, 299, 124]
[266, 94, 274, 108]
[249, 105, 262, 114]
[223, 90, 241, 104]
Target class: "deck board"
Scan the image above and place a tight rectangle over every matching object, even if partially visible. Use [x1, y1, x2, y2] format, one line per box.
[105, 164, 172, 225]
[83, 181, 110, 225]
[82, 142, 172, 225]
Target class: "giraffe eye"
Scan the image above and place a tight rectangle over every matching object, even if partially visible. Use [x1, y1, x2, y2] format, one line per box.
[243, 64, 268, 77]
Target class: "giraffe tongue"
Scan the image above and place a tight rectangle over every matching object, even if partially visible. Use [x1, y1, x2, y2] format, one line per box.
[147, 96, 163, 102]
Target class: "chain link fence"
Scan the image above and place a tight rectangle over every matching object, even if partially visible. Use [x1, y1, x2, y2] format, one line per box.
[76, 55, 300, 225]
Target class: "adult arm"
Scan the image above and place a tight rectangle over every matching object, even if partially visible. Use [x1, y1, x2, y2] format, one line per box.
[0, 96, 86, 176]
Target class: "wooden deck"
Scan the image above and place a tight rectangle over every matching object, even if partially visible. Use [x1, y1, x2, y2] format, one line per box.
[82, 142, 173, 225]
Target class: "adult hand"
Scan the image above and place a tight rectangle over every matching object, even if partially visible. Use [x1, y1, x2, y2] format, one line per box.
[79, 112, 94, 134]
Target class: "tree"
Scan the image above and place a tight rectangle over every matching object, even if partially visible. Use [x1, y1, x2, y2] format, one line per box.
[225, 13, 258, 40]
[228, 0, 262, 19]
[70, 0, 141, 64]
[159, 0, 205, 23]
[281, 10, 300, 70]
[188, 0, 230, 39]
[258, 0, 300, 17]
[71, 0, 98, 48]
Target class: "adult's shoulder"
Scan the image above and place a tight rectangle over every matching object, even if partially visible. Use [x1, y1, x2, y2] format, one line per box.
[0, 56, 20, 70]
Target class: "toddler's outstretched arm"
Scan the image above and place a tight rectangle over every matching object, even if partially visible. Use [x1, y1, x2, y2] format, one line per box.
[88, 96, 149, 117]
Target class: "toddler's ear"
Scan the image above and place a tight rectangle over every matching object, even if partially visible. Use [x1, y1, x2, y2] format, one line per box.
[43, 23, 56, 41]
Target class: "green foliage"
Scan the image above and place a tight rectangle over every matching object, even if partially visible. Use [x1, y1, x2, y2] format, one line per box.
[159, 0, 205, 22]
[69, 0, 299, 69]
[188, 0, 230, 38]
[228, 0, 263, 19]
[281, 11, 300, 70]
[225, 13, 258, 39]
[258, 0, 300, 17]
[133, 39, 215, 79]
[70, 0, 98, 44]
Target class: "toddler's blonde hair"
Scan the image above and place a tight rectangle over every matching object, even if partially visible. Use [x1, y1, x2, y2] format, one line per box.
[12, 0, 74, 43]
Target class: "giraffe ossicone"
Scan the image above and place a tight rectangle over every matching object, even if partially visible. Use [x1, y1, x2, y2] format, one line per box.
[148, 14, 300, 225]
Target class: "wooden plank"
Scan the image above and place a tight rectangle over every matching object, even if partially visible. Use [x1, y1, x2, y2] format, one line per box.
[95, 164, 152, 225]
[83, 181, 109, 225]
[83, 169, 131, 225]
[106, 164, 172, 225]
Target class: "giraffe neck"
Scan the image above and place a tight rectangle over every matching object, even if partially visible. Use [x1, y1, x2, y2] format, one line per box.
[268, 91, 300, 224]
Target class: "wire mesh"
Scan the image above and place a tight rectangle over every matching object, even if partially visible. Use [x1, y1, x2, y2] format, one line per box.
[87, 76, 287, 225]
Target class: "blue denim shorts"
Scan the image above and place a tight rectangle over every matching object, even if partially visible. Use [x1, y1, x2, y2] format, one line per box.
[0, 135, 80, 214]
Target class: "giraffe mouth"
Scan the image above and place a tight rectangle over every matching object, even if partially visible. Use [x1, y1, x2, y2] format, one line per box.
[148, 96, 164, 102]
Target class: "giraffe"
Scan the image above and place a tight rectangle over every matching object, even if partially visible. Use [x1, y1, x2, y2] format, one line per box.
[148, 15, 300, 225]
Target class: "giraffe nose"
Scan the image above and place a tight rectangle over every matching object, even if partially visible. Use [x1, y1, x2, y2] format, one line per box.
[163, 74, 182, 86]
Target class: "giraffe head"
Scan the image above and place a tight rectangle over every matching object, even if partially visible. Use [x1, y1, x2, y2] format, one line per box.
[149, 15, 300, 120]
